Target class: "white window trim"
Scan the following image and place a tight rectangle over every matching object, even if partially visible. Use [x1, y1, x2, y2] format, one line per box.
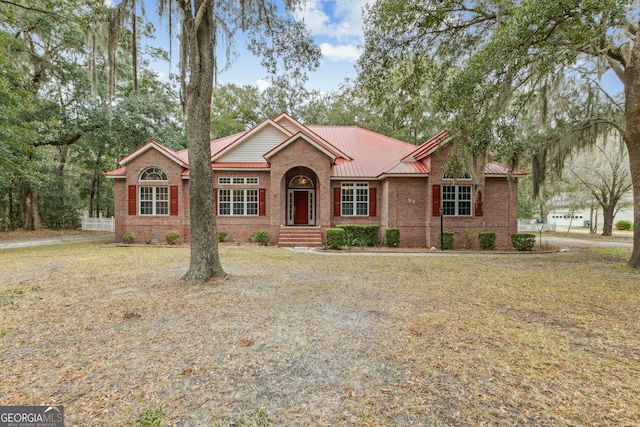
[218, 189, 259, 216]
[140, 167, 168, 181]
[442, 185, 472, 216]
[341, 182, 369, 217]
[139, 186, 169, 216]
[218, 177, 259, 185]
[286, 189, 315, 225]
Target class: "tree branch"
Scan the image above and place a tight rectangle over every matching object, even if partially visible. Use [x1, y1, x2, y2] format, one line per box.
[0, 0, 66, 20]
[32, 132, 83, 148]
[193, 0, 211, 34]
[32, 123, 102, 147]
[566, 67, 624, 112]
[606, 57, 625, 82]
[574, 117, 626, 139]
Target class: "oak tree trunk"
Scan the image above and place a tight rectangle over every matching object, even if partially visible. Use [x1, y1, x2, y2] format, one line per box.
[601, 204, 615, 236]
[182, 0, 225, 284]
[625, 41, 640, 267]
[22, 186, 42, 230]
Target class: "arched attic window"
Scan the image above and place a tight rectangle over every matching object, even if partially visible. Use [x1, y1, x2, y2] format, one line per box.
[442, 171, 472, 180]
[140, 167, 168, 181]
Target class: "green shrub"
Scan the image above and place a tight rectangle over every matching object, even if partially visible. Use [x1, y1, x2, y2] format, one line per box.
[252, 229, 271, 245]
[122, 232, 136, 244]
[479, 232, 496, 250]
[165, 230, 180, 245]
[336, 224, 380, 247]
[615, 220, 633, 231]
[325, 228, 346, 249]
[462, 227, 477, 249]
[511, 233, 535, 251]
[218, 231, 228, 242]
[438, 231, 454, 250]
[384, 228, 400, 247]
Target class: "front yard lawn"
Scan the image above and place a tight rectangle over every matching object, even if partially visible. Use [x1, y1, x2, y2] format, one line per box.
[0, 243, 638, 426]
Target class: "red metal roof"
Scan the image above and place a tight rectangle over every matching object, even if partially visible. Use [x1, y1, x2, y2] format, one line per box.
[381, 160, 430, 176]
[307, 126, 423, 177]
[402, 131, 450, 162]
[105, 167, 126, 177]
[486, 162, 528, 176]
[105, 114, 526, 179]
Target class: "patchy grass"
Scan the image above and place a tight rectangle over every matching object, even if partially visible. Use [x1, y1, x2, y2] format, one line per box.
[0, 242, 639, 426]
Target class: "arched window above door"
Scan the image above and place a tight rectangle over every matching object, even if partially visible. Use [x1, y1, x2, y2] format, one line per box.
[289, 175, 314, 188]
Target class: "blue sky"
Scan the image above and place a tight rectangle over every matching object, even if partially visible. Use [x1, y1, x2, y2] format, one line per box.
[137, 0, 624, 96]
[141, 0, 371, 93]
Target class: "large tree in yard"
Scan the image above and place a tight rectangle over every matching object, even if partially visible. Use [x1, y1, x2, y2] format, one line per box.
[156, 0, 319, 284]
[359, 0, 640, 267]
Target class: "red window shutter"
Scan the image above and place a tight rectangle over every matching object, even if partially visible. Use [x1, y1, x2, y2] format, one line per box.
[128, 185, 137, 215]
[333, 187, 341, 216]
[259, 189, 266, 216]
[170, 185, 179, 215]
[475, 186, 484, 217]
[369, 187, 377, 217]
[432, 184, 441, 217]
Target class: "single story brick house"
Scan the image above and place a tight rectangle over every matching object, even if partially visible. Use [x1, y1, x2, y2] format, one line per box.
[106, 112, 526, 247]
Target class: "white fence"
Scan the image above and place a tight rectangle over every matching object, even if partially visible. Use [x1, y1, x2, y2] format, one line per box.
[81, 217, 115, 232]
[517, 223, 556, 232]
[517, 220, 556, 232]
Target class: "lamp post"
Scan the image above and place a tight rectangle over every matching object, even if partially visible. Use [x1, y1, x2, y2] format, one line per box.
[439, 206, 444, 251]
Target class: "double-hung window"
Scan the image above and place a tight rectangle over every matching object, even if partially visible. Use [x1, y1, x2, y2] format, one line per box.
[442, 185, 472, 216]
[139, 168, 169, 215]
[217, 176, 260, 216]
[341, 183, 369, 216]
[218, 189, 258, 216]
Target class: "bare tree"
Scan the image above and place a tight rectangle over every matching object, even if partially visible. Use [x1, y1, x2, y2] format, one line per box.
[569, 135, 632, 236]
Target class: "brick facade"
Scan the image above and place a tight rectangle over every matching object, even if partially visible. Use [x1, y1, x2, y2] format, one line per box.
[426, 144, 518, 248]
[113, 149, 189, 244]
[108, 115, 524, 248]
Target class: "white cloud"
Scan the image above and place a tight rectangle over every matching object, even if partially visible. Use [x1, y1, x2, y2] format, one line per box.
[294, 1, 332, 36]
[320, 43, 361, 62]
[256, 79, 270, 92]
[333, 0, 370, 39]
[294, 0, 371, 42]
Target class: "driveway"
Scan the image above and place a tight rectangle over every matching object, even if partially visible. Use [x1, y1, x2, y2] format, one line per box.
[542, 235, 633, 250]
[0, 233, 114, 250]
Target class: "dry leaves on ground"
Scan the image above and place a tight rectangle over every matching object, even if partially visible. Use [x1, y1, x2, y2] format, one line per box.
[0, 242, 639, 426]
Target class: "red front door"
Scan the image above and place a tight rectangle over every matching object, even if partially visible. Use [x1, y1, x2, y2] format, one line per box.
[294, 191, 308, 225]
